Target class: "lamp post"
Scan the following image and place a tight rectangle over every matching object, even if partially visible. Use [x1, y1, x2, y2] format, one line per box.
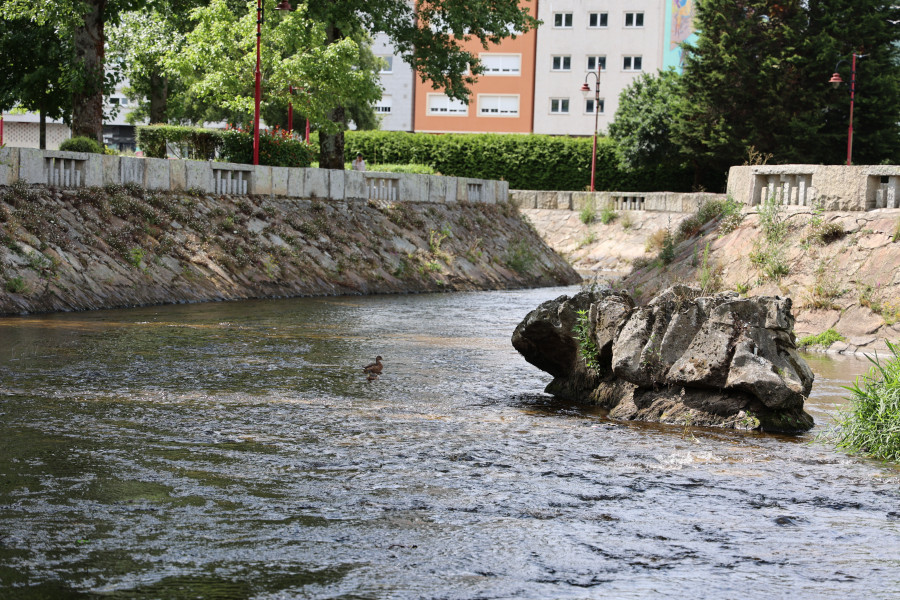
[288, 85, 310, 144]
[828, 52, 864, 166]
[252, 0, 294, 165]
[581, 68, 601, 192]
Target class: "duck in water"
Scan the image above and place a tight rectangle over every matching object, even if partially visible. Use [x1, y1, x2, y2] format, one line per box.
[363, 356, 383, 375]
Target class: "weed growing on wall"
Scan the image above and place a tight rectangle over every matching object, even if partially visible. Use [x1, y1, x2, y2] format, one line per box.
[505, 239, 536, 274]
[749, 195, 790, 281]
[599, 204, 618, 225]
[579, 204, 596, 225]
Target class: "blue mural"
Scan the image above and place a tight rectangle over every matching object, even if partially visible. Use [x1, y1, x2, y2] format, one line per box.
[663, 0, 696, 70]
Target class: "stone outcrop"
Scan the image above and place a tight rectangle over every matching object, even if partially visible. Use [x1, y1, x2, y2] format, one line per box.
[512, 285, 815, 433]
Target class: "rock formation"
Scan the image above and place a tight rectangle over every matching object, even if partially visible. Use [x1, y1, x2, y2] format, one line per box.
[512, 285, 815, 433]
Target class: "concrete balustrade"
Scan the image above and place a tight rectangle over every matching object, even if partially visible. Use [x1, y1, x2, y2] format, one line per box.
[727, 164, 900, 211]
[510, 189, 724, 214]
[0, 147, 508, 205]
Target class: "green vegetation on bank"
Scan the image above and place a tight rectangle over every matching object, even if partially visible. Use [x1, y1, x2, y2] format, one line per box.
[830, 341, 900, 462]
[797, 329, 846, 349]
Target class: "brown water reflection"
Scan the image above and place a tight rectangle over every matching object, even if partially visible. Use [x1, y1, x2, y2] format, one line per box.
[0, 288, 898, 599]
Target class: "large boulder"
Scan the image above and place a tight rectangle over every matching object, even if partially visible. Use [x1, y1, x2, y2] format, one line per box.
[512, 285, 815, 433]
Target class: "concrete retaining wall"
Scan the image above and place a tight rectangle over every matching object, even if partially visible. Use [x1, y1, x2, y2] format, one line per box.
[0, 147, 508, 205]
[727, 164, 900, 211]
[510, 189, 725, 214]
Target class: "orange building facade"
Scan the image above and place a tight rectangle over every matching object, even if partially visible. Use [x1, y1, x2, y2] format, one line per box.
[413, 3, 538, 134]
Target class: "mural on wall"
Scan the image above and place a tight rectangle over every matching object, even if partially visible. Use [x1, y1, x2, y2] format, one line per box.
[663, 0, 696, 70]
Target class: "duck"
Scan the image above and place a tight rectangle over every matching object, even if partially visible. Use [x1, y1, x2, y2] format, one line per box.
[367, 372, 379, 382]
[362, 356, 383, 375]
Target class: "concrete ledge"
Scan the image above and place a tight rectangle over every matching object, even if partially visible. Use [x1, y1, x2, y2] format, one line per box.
[344, 170, 366, 201]
[305, 168, 328, 198]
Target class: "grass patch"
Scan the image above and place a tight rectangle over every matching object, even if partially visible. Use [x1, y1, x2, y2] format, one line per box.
[579, 204, 596, 225]
[749, 194, 790, 281]
[577, 231, 597, 249]
[828, 340, 900, 461]
[5, 276, 27, 294]
[797, 328, 845, 349]
[859, 282, 900, 325]
[803, 261, 843, 310]
[505, 239, 536, 274]
[697, 242, 722, 294]
[599, 204, 618, 225]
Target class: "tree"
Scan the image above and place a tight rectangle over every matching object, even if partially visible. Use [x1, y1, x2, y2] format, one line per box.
[608, 69, 685, 171]
[0, 0, 152, 142]
[307, 0, 540, 168]
[0, 18, 75, 148]
[805, 0, 900, 165]
[166, 0, 382, 134]
[675, 0, 816, 185]
[108, 5, 190, 124]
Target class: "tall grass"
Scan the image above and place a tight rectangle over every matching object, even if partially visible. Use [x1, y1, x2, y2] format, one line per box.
[832, 341, 900, 461]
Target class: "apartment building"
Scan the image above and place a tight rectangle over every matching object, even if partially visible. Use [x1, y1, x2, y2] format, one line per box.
[532, 0, 666, 136]
[412, 2, 539, 134]
[371, 33, 415, 132]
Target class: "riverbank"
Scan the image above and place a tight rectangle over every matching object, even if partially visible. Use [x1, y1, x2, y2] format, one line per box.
[0, 182, 580, 315]
[524, 205, 900, 356]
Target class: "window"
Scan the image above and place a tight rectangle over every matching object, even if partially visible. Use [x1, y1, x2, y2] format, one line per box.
[625, 12, 644, 27]
[375, 96, 392, 114]
[550, 98, 570, 114]
[427, 94, 468, 115]
[551, 56, 572, 71]
[109, 98, 120, 105]
[482, 54, 521, 75]
[478, 94, 519, 116]
[589, 12, 608, 28]
[553, 12, 573, 28]
[623, 56, 643, 71]
[379, 56, 394, 73]
[585, 98, 605, 114]
[587, 56, 607, 72]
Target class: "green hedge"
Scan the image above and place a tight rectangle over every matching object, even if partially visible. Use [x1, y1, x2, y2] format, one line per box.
[136, 125, 313, 168]
[343, 131, 693, 192]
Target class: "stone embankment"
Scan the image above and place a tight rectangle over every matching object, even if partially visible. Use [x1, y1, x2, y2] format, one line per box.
[524, 205, 900, 356]
[0, 182, 580, 315]
[512, 286, 815, 433]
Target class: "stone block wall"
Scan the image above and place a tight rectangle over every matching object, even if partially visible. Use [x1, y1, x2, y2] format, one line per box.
[727, 164, 900, 211]
[0, 147, 509, 205]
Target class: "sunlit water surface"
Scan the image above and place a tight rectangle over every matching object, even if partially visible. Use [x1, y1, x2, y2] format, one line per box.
[0, 287, 897, 599]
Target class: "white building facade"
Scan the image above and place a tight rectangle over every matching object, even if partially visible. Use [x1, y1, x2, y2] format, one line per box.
[371, 33, 415, 132]
[532, 0, 667, 136]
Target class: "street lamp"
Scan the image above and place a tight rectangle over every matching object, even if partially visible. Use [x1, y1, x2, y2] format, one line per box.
[828, 52, 864, 166]
[252, 0, 294, 165]
[288, 85, 310, 144]
[581, 68, 601, 192]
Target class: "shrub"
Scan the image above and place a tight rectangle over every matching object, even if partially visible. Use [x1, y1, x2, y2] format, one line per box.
[361, 163, 435, 174]
[5, 276, 26, 293]
[343, 130, 696, 192]
[830, 340, 900, 461]
[220, 127, 313, 168]
[659, 230, 675, 265]
[59, 136, 104, 154]
[136, 124, 223, 160]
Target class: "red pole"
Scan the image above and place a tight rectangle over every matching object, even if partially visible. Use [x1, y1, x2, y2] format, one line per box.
[252, 0, 262, 165]
[305, 118, 310, 144]
[288, 102, 293, 133]
[1, 114, 4, 146]
[847, 53, 856, 166]
[590, 67, 600, 192]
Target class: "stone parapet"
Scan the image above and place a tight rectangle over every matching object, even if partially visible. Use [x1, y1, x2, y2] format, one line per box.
[0, 148, 507, 206]
[727, 164, 900, 211]
[511, 189, 725, 214]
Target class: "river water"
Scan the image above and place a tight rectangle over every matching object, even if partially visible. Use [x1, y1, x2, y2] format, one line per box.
[0, 286, 897, 599]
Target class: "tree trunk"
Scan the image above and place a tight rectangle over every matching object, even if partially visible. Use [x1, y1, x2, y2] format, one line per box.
[319, 106, 346, 170]
[148, 70, 168, 124]
[39, 108, 46, 150]
[71, 0, 106, 142]
[318, 23, 346, 170]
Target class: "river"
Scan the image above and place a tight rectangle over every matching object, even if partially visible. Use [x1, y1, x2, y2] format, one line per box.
[0, 286, 897, 599]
